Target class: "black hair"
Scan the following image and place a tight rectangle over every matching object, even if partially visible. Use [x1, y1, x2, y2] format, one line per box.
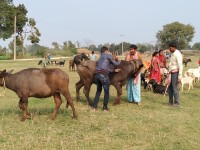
[101, 46, 108, 53]
[152, 51, 159, 56]
[159, 49, 163, 53]
[130, 44, 137, 49]
[169, 41, 177, 48]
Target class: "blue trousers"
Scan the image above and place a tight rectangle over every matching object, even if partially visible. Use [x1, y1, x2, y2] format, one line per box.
[93, 74, 110, 109]
[168, 72, 179, 104]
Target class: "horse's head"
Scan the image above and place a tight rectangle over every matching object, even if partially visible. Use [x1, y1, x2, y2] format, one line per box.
[131, 60, 144, 78]
[81, 53, 90, 60]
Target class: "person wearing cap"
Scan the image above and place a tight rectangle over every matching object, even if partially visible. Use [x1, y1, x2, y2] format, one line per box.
[150, 51, 161, 84]
[168, 41, 183, 107]
[92, 46, 121, 111]
[125, 44, 143, 105]
[158, 50, 166, 68]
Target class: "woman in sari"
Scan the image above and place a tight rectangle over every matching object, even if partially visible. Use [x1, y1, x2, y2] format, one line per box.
[125, 44, 143, 105]
[158, 50, 166, 68]
[150, 51, 161, 84]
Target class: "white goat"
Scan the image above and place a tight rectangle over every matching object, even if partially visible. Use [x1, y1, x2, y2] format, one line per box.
[181, 74, 194, 91]
[186, 68, 200, 82]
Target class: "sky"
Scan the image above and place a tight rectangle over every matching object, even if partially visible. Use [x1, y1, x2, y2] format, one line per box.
[0, 0, 200, 48]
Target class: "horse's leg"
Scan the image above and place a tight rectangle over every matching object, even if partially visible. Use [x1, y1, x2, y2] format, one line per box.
[18, 97, 29, 121]
[76, 79, 84, 101]
[111, 83, 122, 105]
[62, 90, 77, 119]
[83, 83, 93, 106]
[51, 93, 62, 120]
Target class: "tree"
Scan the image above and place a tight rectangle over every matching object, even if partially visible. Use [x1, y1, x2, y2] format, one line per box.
[0, 0, 15, 40]
[0, 1, 40, 56]
[88, 44, 97, 51]
[192, 42, 200, 50]
[52, 42, 60, 50]
[156, 22, 195, 49]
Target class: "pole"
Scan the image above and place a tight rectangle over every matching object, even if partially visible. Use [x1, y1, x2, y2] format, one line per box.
[120, 35, 124, 55]
[13, 15, 16, 60]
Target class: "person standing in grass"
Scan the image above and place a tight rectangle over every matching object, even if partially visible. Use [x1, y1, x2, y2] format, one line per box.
[150, 51, 161, 84]
[92, 46, 121, 111]
[158, 49, 166, 68]
[168, 41, 183, 107]
[125, 44, 143, 105]
[91, 50, 95, 61]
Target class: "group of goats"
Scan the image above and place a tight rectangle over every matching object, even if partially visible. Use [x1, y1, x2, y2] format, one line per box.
[38, 59, 66, 67]
[141, 66, 200, 96]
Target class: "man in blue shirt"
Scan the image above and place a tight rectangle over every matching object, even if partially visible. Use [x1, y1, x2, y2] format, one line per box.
[93, 46, 121, 111]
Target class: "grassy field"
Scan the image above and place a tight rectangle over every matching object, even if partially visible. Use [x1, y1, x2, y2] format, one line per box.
[0, 55, 200, 150]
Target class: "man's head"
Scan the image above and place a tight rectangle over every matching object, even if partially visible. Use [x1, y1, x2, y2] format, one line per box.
[101, 46, 108, 53]
[130, 44, 137, 55]
[169, 41, 177, 53]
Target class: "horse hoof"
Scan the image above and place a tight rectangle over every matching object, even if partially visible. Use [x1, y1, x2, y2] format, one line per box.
[20, 117, 26, 121]
[88, 102, 93, 106]
[72, 115, 78, 119]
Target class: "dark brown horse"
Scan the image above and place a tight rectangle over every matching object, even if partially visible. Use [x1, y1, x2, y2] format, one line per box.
[74, 60, 143, 105]
[73, 53, 90, 65]
[183, 58, 192, 67]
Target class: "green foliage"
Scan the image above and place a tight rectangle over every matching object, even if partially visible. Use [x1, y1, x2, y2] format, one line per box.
[0, 0, 15, 40]
[27, 18, 41, 44]
[0, 46, 7, 56]
[192, 42, 200, 50]
[34, 45, 48, 57]
[156, 22, 195, 49]
[0, 1, 40, 55]
[52, 42, 60, 50]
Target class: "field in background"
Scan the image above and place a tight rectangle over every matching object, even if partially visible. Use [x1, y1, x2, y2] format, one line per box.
[0, 55, 200, 150]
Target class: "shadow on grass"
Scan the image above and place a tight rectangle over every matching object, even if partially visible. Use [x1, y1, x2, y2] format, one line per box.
[0, 106, 72, 119]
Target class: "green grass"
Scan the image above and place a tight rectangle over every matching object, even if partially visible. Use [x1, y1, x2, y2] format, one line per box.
[0, 56, 200, 150]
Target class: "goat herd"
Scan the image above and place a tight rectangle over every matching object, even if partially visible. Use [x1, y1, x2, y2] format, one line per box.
[0, 54, 199, 121]
[141, 67, 200, 95]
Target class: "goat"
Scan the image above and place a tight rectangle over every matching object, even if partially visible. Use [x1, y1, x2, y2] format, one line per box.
[148, 79, 168, 95]
[0, 68, 77, 121]
[186, 68, 200, 82]
[69, 60, 75, 71]
[38, 60, 50, 67]
[58, 60, 66, 66]
[181, 72, 194, 91]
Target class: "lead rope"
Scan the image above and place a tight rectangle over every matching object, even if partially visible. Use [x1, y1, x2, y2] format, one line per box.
[0, 77, 6, 96]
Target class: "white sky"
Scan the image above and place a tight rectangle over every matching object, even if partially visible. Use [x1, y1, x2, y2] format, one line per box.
[0, 0, 200, 48]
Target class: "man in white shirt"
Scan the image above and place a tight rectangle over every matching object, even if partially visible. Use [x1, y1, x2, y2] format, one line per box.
[168, 41, 183, 107]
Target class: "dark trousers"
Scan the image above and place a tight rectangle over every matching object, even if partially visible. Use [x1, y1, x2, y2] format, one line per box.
[93, 73, 110, 109]
[168, 72, 179, 104]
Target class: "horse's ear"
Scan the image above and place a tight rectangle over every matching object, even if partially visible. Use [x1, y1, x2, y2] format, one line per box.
[2, 70, 6, 74]
[0, 70, 6, 77]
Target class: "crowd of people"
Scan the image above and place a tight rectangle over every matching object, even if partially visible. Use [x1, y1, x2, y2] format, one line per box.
[92, 41, 183, 111]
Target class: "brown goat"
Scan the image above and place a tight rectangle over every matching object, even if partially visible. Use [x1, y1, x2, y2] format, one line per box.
[0, 68, 77, 121]
[69, 60, 75, 71]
